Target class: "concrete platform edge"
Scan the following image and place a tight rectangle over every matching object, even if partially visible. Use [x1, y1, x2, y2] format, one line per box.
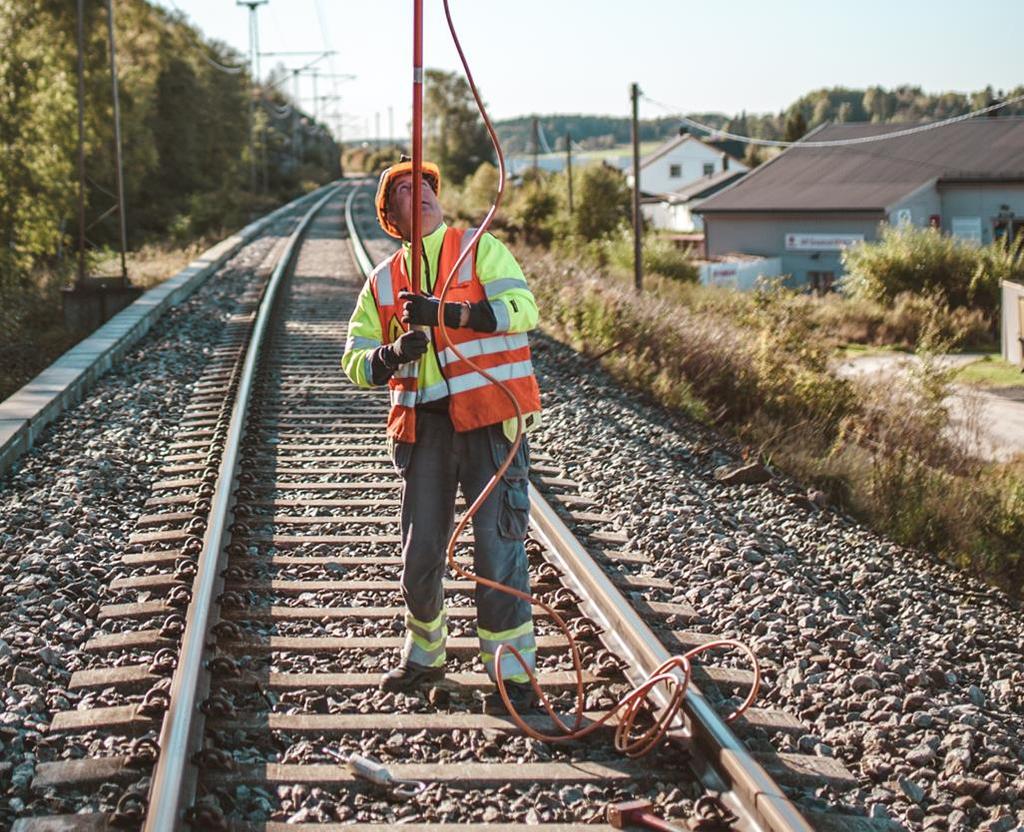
[0, 184, 333, 480]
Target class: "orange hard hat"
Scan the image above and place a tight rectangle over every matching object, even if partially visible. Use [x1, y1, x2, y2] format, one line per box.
[375, 159, 441, 239]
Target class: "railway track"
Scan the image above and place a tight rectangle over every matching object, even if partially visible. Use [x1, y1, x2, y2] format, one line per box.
[13, 179, 890, 832]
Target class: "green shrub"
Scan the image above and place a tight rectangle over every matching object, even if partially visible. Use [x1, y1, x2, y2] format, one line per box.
[571, 164, 631, 241]
[841, 225, 1017, 316]
[598, 228, 698, 283]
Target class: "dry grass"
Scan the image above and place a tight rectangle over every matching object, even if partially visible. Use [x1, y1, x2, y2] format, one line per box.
[521, 244, 1024, 595]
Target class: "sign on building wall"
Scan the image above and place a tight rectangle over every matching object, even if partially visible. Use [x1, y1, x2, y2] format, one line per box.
[892, 208, 913, 226]
[951, 216, 983, 243]
[784, 233, 865, 251]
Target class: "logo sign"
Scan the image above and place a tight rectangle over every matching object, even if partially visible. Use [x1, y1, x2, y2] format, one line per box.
[784, 232, 864, 251]
[893, 208, 913, 227]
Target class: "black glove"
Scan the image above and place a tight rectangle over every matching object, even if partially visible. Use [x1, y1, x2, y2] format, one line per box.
[399, 290, 464, 328]
[382, 329, 429, 369]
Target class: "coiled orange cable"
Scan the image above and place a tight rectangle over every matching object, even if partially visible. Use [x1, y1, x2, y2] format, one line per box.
[429, 0, 761, 756]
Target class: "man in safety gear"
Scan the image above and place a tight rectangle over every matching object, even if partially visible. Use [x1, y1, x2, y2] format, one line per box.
[341, 159, 542, 712]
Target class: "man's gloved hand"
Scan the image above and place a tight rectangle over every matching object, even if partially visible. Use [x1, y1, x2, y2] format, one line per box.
[398, 290, 464, 328]
[383, 329, 429, 368]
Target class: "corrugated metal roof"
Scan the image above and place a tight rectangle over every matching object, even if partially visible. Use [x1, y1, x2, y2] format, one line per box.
[695, 118, 1024, 213]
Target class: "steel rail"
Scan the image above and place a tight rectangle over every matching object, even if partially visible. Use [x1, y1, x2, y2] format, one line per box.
[144, 184, 342, 832]
[344, 180, 375, 277]
[343, 182, 812, 832]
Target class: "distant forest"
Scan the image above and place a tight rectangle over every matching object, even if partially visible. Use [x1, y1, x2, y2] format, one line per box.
[495, 84, 1024, 158]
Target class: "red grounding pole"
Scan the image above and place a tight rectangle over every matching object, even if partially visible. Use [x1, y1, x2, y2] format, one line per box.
[410, 0, 424, 294]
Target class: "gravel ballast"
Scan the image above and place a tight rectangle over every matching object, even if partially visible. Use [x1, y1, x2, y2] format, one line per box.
[0, 215, 299, 827]
[529, 334, 1024, 832]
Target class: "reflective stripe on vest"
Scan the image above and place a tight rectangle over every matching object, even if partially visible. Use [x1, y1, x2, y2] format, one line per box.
[483, 276, 529, 298]
[373, 260, 395, 306]
[457, 227, 477, 284]
[346, 335, 381, 351]
[437, 332, 529, 369]
[447, 360, 534, 395]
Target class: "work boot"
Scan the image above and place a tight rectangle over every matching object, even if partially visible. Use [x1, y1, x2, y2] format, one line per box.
[482, 681, 540, 715]
[379, 660, 445, 693]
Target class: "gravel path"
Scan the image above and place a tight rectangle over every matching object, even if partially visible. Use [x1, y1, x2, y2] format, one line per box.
[0, 212, 300, 828]
[531, 335, 1024, 832]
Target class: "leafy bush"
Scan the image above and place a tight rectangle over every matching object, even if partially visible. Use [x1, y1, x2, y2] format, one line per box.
[598, 228, 698, 283]
[571, 164, 631, 241]
[842, 225, 1019, 316]
[462, 162, 500, 218]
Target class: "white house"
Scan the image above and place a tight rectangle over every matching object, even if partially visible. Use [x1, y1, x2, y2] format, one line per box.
[641, 168, 746, 233]
[629, 132, 748, 231]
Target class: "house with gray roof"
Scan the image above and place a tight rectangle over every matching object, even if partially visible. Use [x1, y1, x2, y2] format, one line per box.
[694, 118, 1024, 290]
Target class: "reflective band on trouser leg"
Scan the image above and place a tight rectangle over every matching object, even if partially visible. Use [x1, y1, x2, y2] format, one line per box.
[403, 610, 447, 668]
[479, 620, 536, 683]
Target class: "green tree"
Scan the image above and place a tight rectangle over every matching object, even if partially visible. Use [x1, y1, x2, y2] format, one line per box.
[365, 146, 403, 175]
[572, 164, 630, 241]
[783, 110, 807, 142]
[463, 161, 499, 217]
[424, 69, 492, 184]
[0, 0, 81, 317]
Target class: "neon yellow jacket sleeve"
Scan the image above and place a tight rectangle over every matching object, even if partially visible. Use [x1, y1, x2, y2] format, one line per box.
[475, 233, 538, 334]
[341, 280, 385, 387]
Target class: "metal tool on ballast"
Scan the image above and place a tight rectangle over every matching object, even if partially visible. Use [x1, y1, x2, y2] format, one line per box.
[323, 749, 427, 799]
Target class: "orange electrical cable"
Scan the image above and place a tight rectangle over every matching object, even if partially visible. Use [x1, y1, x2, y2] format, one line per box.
[431, 0, 761, 756]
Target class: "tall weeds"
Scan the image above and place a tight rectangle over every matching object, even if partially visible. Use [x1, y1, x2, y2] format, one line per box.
[524, 245, 1024, 594]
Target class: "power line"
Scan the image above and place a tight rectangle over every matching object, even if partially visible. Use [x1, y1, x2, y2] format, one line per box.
[643, 92, 1024, 148]
[164, 0, 248, 73]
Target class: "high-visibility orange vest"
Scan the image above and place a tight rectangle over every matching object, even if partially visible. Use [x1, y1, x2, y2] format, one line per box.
[369, 226, 541, 443]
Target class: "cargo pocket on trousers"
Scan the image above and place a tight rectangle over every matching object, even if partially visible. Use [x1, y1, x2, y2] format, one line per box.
[498, 479, 530, 540]
[388, 438, 413, 476]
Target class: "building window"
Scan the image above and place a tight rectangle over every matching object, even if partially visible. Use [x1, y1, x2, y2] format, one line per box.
[703, 163, 714, 176]
[669, 164, 682, 178]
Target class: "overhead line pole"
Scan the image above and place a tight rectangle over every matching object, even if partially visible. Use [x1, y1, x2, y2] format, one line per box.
[105, 0, 129, 284]
[631, 82, 643, 292]
[532, 116, 539, 172]
[410, 0, 424, 295]
[74, 0, 87, 290]
[237, 0, 267, 193]
[565, 130, 573, 217]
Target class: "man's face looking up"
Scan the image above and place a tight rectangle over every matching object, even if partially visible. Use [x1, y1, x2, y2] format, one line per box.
[387, 172, 443, 242]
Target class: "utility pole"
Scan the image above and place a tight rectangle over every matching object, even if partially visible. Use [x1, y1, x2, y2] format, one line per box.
[311, 69, 319, 121]
[105, 0, 128, 284]
[237, 0, 267, 193]
[292, 69, 301, 163]
[630, 82, 643, 292]
[532, 116, 539, 172]
[74, 0, 87, 290]
[565, 130, 573, 217]
[388, 106, 394, 146]
[375, 111, 380, 146]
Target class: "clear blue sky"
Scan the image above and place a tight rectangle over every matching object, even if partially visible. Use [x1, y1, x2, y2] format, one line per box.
[154, 0, 1024, 142]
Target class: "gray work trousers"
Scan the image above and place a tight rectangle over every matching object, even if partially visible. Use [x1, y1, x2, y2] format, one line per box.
[391, 410, 533, 668]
